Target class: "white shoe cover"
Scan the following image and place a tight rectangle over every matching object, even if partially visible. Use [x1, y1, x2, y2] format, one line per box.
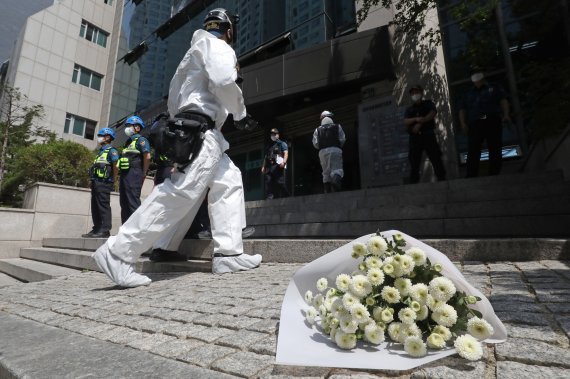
[212, 253, 262, 274]
[92, 246, 151, 288]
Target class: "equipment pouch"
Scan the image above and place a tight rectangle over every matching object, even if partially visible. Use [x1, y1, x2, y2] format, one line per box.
[118, 156, 130, 170]
[150, 116, 206, 165]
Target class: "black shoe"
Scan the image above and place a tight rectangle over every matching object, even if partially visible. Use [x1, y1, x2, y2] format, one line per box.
[149, 249, 187, 262]
[81, 230, 97, 238]
[242, 226, 255, 239]
[87, 231, 110, 238]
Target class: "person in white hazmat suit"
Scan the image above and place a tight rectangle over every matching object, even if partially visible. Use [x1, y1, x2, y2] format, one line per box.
[312, 111, 346, 193]
[93, 8, 262, 287]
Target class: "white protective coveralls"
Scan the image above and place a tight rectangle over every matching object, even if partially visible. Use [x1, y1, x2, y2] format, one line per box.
[312, 117, 346, 184]
[93, 29, 262, 287]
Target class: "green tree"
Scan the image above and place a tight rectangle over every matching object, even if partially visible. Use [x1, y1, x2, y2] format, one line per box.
[0, 85, 54, 197]
[1, 140, 93, 206]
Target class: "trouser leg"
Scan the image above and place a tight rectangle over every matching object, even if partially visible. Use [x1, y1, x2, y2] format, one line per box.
[486, 120, 503, 175]
[91, 181, 101, 231]
[408, 136, 422, 183]
[103, 129, 226, 264]
[319, 149, 331, 184]
[466, 125, 484, 178]
[264, 171, 274, 199]
[424, 134, 446, 181]
[119, 168, 143, 223]
[96, 181, 113, 232]
[208, 154, 245, 256]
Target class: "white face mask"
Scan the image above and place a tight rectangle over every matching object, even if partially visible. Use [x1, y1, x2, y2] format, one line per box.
[411, 94, 422, 102]
[124, 126, 135, 137]
[270, 135, 278, 142]
[471, 73, 484, 82]
[97, 136, 105, 144]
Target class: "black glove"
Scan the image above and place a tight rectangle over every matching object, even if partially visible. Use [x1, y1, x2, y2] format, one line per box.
[234, 114, 258, 131]
[153, 112, 169, 123]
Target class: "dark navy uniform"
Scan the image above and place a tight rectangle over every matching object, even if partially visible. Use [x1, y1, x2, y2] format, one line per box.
[89, 144, 119, 235]
[264, 138, 289, 199]
[460, 83, 507, 177]
[404, 99, 446, 183]
[119, 134, 151, 223]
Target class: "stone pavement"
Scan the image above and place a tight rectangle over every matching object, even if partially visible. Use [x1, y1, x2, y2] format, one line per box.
[0, 261, 569, 378]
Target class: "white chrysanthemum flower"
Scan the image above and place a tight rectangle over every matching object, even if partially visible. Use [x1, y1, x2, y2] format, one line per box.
[318, 305, 328, 318]
[365, 296, 375, 306]
[432, 304, 458, 328]
[394, 233, 405, 242]
[433, 325, 452, 341]
[358, 263, 367, 272]
[399, 323, 422, 340]
[404, 336, 427, 357]
[410, 301, 421, 312]
[335, 330, 357, 350]
[381, 308, 394, 323]
[316, 277, 328, 292]
[433, 263, 443, 272]
[350, 275, 372, 298]
[331, 298, 345, 315]
[405, 247, 427, 266]
[416, 305, 429, 321]
[339, 315, 359, 334]
[367, 268, 385, 286]
[342, 292, 358, 309]
[312, 294, 324, 308]
[336, 274, 351, 292]
[324, 296, 335, 311]
[365, 256, 382, 270]
[367, 236, 388, 256]
[326, 287, 337, 297]
[429, 277, 457, 302]
[410, 283, 429, 304]
[399, 255, 415, 275]
[383, 263, 394, 276]
[398, 307, 417, 325]
[372, 307, 383, 322]
[352, 242, 367, 257]
[329, 317, 339, 329]
[304, 290, 313, 304]
[350, 303, 371, 323]
[381, 286, 401, 304]
[426, 294, 445, 312]
[394, 277, 412, 297]
[427, 332, 446, 349]
[351, 251, 360, 259]
[364, 325, 385, 344]
[454, 334, 484, 361]
[387, 322, 403, 342]
[467, 317, 494, 340]
[330, 325, 338, 340]
[306, 306, 317, 324]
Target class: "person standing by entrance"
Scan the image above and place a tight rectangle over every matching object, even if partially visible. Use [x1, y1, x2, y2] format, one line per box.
[459, 69, 511, 177]
[83, 128, 119, 238]
[313, 110, 345, 192]
[261, 128, 289, 199]
[118, 116, 151, 223]
[403, 85, 447, 184]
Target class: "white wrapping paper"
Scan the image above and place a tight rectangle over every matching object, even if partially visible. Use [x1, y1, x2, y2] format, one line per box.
[276, 230, 507, 370]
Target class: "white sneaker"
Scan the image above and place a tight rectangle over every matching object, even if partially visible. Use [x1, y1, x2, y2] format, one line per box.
[92, 245, 151, 288]
[212, 253, 262, 274]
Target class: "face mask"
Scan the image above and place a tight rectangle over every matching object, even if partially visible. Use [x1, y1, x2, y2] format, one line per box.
[471, 73, 484, 82]
[124, 127, 135, 137]
[411, 94, 422, 102]
[97, 137, 105, 144]
[270, 135, 278, 142]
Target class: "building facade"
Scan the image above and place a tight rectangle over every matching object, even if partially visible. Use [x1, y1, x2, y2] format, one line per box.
[1, 0, 131, 149]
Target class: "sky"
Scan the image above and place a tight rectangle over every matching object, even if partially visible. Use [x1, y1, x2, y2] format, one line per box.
[0, 0, 53, 63]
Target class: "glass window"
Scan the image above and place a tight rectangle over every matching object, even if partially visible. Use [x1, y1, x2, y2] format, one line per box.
[80, 22, 86, 38]
[72, 118, 85, 136]
[85, 121, 96, 140]
[96, 32, 107, 47]
[104, 0, 113, 5]
[72, 66, 79, 83]
[91, 75, 102, 91]
[85, 25, 94, 42]
[79, 69, 91, 87]
[64, 114, 71, 134]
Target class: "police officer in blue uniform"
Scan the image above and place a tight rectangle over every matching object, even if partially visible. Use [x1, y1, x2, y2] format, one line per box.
[404, 85, 447, 184]
[459, 70, 511, 177]
[261, 128, 289, 199]
[82, 128, 119, 238]
[118, 116, 151, 223]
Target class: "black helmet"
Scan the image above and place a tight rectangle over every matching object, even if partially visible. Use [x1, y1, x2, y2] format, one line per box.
[203, 8, 239, 41]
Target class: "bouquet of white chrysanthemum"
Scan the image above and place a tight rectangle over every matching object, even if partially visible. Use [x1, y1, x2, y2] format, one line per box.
[303, 232, 495, 361]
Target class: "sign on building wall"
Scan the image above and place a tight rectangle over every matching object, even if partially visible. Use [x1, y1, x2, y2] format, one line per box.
[358, 96, 408, 188]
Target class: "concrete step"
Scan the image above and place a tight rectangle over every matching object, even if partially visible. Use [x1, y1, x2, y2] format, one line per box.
[0, 272, 22, 287]
[40, 237, 570, 263]
[0, 258, 79, 283]
[20, 247, 212, 274]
